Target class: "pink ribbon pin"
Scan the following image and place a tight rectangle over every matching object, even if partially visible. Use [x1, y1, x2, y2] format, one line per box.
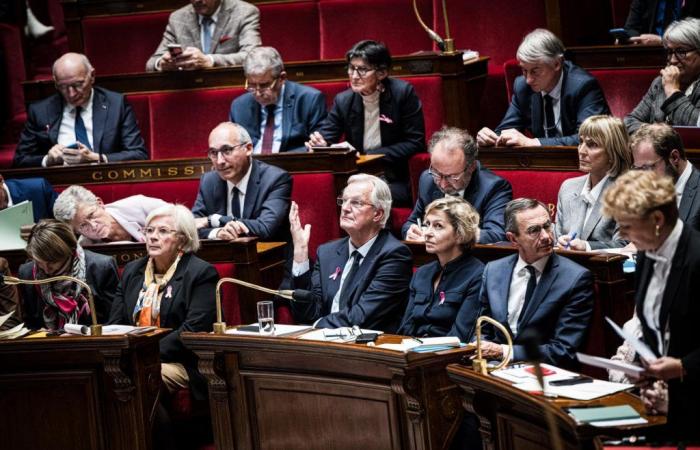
[379, 114, 393, 124]
[165, 285, 173, 299]
[439, 291, 446, 305]
[329, 266, 341, 281]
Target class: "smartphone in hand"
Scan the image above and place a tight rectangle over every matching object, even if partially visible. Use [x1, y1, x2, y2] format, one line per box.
[167, 43, 183, 58]
[609, 28, 631, 44]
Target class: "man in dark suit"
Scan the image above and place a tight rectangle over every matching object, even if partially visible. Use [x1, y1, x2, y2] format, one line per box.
[477, 28, 610, 148]
[623, 0, 699, 45]
[13, 52, 148, 168]
[289, 174, 413, 332]
[631, 123, 700, 231]
[402, 127, 512, 244]
[192, 121, 292, 240]
[471, 198, 594, 369]
[0, 175, 57, 220]
[229, 46, 326, 153]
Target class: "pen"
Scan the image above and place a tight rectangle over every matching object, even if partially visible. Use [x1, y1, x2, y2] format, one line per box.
[412, 337, 423, 344]
[564, 232, 577, 250]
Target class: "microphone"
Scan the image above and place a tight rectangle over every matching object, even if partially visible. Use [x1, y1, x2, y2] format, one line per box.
[519, 327, 563, 450]
[412, 0, 456, 54]
[213, 277, 313, 334]
[0, 274, 102, 336]
[412, 0, 445, 51]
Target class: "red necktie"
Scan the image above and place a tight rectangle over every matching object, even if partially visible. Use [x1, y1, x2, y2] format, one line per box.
[261, 104, 276, 154]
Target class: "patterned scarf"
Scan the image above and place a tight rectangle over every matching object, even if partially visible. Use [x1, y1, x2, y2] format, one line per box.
[35, 245, 88, 330]
[133, 253, 181, 327]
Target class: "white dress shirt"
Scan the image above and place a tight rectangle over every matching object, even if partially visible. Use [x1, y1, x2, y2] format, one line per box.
[642, 219, 683, 356]
[675, 162, 692, 207]
[46, 90, 95, 167]
[207, 161, 252, 239]
[198, 4, 221, 51]
[254, 84, 285, 154]
[506, 254, 550, 336]
[541, 71, 564, 137]
[578, 174, 610, 251]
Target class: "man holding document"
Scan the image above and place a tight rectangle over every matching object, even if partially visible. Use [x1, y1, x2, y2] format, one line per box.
[602, 170, 700, 441]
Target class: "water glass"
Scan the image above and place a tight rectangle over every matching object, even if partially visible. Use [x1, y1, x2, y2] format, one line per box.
[257, 301, 275, 335]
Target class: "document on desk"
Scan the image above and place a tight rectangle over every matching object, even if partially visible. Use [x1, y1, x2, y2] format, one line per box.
[605, 316, 657, 362]
[226, 324, 312, 336]
[0, 201, 32, 250]
[576, 352, 644, 377]
[375, 336, 462, 353]
[298, 327, 383, 343]
[567, 404, 647, 427]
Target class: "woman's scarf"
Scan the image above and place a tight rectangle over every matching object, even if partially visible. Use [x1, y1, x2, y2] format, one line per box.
[133, 253, 182, 327]
[35, 245, 88, 330]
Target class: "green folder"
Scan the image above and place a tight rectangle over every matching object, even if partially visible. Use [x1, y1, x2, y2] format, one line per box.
[0, 200, 32, 250]
[567, 405, 641, 423]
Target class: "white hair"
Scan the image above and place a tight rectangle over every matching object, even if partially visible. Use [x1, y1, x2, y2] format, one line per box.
[663, 17, 700, 50]
[516, 28, 565, 66]
[145, 204, 200, 253]
[53, 185, 99, 222]
[345, 174, 392, 227]
[243, 46, 285, 78]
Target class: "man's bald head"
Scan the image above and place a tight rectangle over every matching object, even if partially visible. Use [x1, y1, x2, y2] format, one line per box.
[52, 53, 95, 108]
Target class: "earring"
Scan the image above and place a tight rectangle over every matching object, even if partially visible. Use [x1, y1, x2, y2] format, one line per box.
[655, 224, 660, 237]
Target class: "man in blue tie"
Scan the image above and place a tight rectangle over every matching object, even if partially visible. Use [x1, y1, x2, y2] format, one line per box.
[459, 198, 594, 369]
[13, 52, 148, 167]
[288, 174, 413, 332]
[192, 122, 292, 241]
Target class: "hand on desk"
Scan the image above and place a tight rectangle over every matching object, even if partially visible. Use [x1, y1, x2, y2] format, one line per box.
[640, 380, 668, 415]
[557, 234, 586, 251]
[629, 34, 662, 46]
[472, 340, 503, 359]
[305, 131, 327, 151]
[216, 221, 249, 240]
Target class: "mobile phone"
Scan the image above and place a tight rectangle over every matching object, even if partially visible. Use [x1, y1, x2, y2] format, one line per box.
[355, 333, 379, 344]
[65, 142, 79, 149]
[609, 28, 631, 44]
[549, 376, 593, 386]
[167, 43, 183, 57]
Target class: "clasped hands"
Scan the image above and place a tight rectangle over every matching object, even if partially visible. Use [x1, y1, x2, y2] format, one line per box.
[159, 47, 213, 71]
[46, 142, 100, 166]
[477, 127, 540, 147]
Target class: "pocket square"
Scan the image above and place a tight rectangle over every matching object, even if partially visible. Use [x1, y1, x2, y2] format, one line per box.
[219, 35, 232, 44]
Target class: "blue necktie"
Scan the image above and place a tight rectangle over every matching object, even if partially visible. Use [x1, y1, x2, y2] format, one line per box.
[202, 17, 213, 54]
[74, 106, 92, 150]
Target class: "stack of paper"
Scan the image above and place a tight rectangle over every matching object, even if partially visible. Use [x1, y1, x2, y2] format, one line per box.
[298, 327, 383, 343]
[64, 324, 157, 335]
[376, 336, 462, 353]
[0, 310, 29, 340]
[0, 200, 33, 250]
[567, 405, 647, 427]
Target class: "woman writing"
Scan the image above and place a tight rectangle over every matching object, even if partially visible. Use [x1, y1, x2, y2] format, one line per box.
[398, 196, 484, 341]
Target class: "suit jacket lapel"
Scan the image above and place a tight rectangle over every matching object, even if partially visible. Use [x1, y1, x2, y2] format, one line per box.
[126, 262, 147, 323]
[242, 160, 260, 218]
[378, 85, 393, 147]
[342, 231, 386, 306]
[48, 95, 63, 143]
[214, 177, 228, 215]
[328, 240, 349, 304]
[160, 270, 183, 324]
[280, 83, 295, 150]
[91, 89, 108, 153]
[492, 255, 517, 333]
[634, 252, 661, 356]
[679, 166, 700, 222]
[348, 94, 364, 150]
[580, 178, 612, 239]
[210, 4, 231, 52]
[517, 254, 557, 331]
[658, 226, 689, 344]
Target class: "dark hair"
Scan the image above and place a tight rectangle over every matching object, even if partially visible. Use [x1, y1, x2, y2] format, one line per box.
[26, 219, 78, 263]
[630, 123, 686, 160]
[345, 40, 392, 71]
[504, 198, 548, 234]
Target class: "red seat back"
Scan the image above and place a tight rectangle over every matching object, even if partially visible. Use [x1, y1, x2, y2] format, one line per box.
[126, 94, 152, 157]
[259, 2, 320, 61]
[214, 263, 240, 326]
[493, 169, 580, 219]
[82, 12, 170, 75]
[408, 152, 430, 202]
[591, 68, 658, 118]
[504, 58, 521, 101]
[57, 180, 201, 207]
[291, 173, 340, 259]
[0, 24, 26, 122]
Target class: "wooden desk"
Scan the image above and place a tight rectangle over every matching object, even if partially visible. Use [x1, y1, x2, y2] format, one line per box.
[407, 242, 630, 359]
[0, 330, 167, 450]
[446, 364, 665, 450]
[181, 332, 474, 450]
[567, 45, 665, 70]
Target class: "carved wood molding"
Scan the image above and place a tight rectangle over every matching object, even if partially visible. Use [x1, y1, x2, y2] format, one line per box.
[102, 349, 136, 403]
[198, 351, 236, 450]
[458, 383, 495, 450]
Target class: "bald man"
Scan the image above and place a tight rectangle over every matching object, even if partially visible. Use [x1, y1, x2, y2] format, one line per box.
[192, 121, 292, 241]
[14, 52, 148, 167]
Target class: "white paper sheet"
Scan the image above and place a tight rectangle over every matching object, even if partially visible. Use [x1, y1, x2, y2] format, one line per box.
[226, 324, 312, 336]
[605, 317, 657, 362]
[298, 327, 383, 342]
[576, 352, 644, 377]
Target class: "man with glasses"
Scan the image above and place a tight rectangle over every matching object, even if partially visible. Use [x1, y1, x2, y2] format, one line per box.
[466, 198, 594, 369]
[631, 123, 700, 230]
[402, 127, 512, 244]
[229, 47, 326, 153]
[288, 173, 412, 332]
[478, 28, 609, 148]
[146, 0, 260, 71]
[13, 53, 148, 167]
[53, 185, 168, 245]
[625, 18, 700, 133]
[192, 121, 291, 241]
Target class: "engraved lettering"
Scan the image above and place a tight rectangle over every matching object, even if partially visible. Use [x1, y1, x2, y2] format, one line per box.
[168, 167, 178, 176]
[140, 168, 153, 178]
[184, 166, 194, 176]
[123, 169, 136, 179]
[92, 171, 103, 181]
[107, 170, 119, 180]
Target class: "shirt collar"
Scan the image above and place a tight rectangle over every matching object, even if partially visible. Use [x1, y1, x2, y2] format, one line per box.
[348, 232, 380, 259]
[2, 182, 12, 208]
[514, 253, 550, 276]
[226, 159, 253, 195]
[542, 70, 564, 100]
[647, 219, 684, 264]
[675, 162, 692, 198]
[264, 83, 286, 113]
[580, 174, 610, 206]
[198, 4, 221, 25]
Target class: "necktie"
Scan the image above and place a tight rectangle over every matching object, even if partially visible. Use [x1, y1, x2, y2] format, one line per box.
[338, 251, 363, 310]
[231, 186, 241, 219]
[518, 265, 537, 325]
[74, 106, 91, 150]
[543, 94, 556, 138]
[201, 17, 213, 54]
[260, 104, 276, 154]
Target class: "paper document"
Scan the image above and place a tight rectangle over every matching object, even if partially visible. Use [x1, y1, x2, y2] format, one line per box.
[298, 327, 383, 343]
[0, 310, 15, 328]
[605, 317, 657, 362]
[0, 201, 33, 250]
[576, 352, 644, 377]
[568, 405, 641, 424]
[376, 336, 462, 353]
[226, 324, 312, 336]
[64, 324, 156, 335]
[0, 322, 30, 340]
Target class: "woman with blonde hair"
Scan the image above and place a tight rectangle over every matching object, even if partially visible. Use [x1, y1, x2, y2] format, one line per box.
[398, 196, 484, 341]
[556, 114, 632, 250]
[602, 170, 700, 441]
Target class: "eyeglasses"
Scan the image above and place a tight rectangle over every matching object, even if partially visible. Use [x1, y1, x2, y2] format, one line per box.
[631, 157, 664, 171]
[428, 165, 469, 184]
[55, 78, 91, 93]
[346, 64, 376, 78]
[524, 221, 553, 238]
[336, 197, 374, 209]
[141, 226, 180, 238]
[77, 205, 101, 232]
[244, 78, 278, 93]
[665, 47, 698, 61]
[207, 143, 248, 159]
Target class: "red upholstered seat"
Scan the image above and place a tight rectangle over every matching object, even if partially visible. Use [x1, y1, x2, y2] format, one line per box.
[126, 94, 152, 157]
[0, 24, 27, 144]
[390, 207, 411, 237]
[81, 12, 170, 75]
[259, 1, 320, 61]
[310, 80, 349, 109]
[591, 68, 658, 118]
[0, 144, 15, 169]
[503, 58, 521, 101]
[149, 87, 245, 159]
[291, 173, 340, 261]
[408, 152, 430, 202]
[70, 180, 201, 207]
[214, 262, 240, 326]
[493, 169, 580, 219]
[318, 0, 434, 59]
